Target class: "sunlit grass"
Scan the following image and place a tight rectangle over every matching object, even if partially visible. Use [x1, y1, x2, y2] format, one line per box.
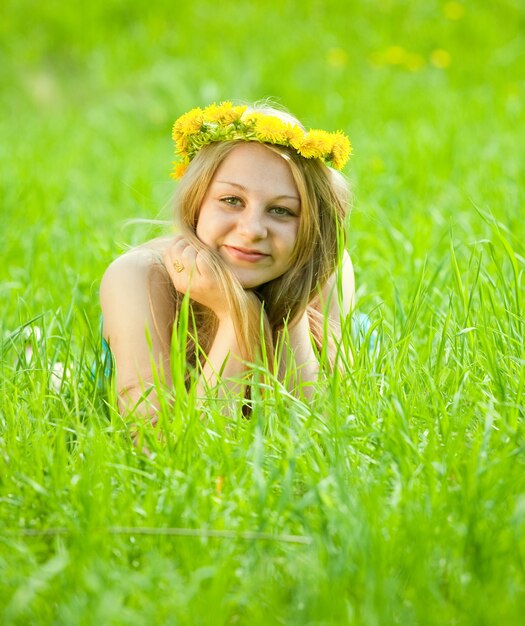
[1, 1, 525, 624]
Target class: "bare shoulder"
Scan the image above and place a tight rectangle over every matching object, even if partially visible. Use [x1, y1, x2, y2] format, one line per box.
[102, 247, 159, 281]
[100, 239, 177, 394]
[100, 237, 175, 290]
[100, 252, 157, 309]
[100, 240, 177, 338]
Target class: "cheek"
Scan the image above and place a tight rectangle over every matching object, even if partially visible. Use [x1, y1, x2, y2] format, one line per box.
[195, 219, 205, 241]
[195, 207, 213, 243]
[284, 223, 300, 254]
[196, 210, 228, 247]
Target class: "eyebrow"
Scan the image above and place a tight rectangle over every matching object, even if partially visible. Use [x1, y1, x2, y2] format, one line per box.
[214, 180, 300, 202]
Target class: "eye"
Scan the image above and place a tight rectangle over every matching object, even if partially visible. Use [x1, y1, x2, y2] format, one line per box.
[269, 206, 296, 217]
[221, 196, 242, 207]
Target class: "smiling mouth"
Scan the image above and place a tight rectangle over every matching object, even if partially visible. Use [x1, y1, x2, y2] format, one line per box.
[223, 245, 270, 263]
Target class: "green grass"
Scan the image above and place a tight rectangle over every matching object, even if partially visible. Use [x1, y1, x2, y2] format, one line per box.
[1, 0, 525, 623]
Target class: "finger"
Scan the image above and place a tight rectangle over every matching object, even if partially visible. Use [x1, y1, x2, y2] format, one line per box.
[179, 245, 198, 275]
[166, 236, 190, 261]
[163, 239, 192, 272]
[163, 244, 192, 288]
[194, 249, 214, 277]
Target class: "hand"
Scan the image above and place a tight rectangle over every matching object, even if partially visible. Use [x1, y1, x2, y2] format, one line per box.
[163, 236, 231, 319]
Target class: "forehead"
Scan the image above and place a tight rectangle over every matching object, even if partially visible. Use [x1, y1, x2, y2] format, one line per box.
[211, 143, 299, 197]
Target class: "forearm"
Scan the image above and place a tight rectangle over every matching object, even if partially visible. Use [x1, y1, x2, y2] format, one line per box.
[279, 313, 319, 398]
[197, 288, 269, 397]
[198, 316, 249, 396]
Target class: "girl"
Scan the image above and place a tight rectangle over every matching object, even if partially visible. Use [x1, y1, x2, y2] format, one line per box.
[100, 101, 355, 424]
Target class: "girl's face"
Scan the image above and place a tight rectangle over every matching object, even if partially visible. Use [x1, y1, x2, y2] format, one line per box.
[196, 143, 301, 289]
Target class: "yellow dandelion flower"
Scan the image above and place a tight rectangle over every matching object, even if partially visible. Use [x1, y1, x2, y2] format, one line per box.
[443, 1, 465, 20]
[293, 139, 321, 159]
[174, 134, 190, 156]
[309, 129, 334, 153]
[172, 121, 182, 141]
[171, 161, 189, 180]
[170, 102, 353, 179]
[226, 104, 248, 124]
[202, 102, 221, 121]
[384, 45, 407, 65]
[289, 133, 306, 153]
[430, 49, 451, 69]
[253, 116, 291, 144]
[331, 132, 352, 170]
[172, 107, 204, 139]
[203, 102, 247, 124]
[326, 47, 348, 68]
[283, 124, 304, 144]
[294, 129, 333, 159]
[242, 111, 267, 126]
[405, 53, 425, 72]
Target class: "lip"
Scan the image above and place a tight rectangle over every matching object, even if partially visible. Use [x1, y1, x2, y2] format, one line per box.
[223, 245, 270, 263]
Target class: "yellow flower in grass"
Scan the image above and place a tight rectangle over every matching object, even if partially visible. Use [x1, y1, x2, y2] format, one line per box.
[203, 102, 247, 124]
[430, 49, 451, 69]
[331, 131, 352, 170]
[443, 1, 465, 20]
[172, 107, 204, 140]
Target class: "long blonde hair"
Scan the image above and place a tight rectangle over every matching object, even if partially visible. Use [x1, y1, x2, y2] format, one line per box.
[171, 105, 350, 369]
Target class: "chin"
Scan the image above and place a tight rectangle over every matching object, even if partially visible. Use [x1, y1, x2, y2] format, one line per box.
[236, 269, 287, 289]
[239, 279, 264, 289]
[235, 274, 268, 289]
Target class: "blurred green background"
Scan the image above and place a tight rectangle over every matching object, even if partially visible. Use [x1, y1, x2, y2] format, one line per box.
[1, 0, 523, 328]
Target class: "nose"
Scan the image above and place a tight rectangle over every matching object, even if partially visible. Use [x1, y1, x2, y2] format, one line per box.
[237, 207, 267, 240]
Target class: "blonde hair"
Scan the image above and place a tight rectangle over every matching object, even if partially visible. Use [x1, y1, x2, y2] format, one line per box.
[171, 103, 350, 369]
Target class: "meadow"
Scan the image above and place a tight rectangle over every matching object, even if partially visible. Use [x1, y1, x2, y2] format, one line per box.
[1, 0, 525, 623]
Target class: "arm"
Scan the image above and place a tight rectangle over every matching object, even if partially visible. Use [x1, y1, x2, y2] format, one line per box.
[279, 313, 320, 397]
[102, 241, 261, 413]
[194, 304, 261, 406]
[278, 250, 356, 396]
[100, 250, 174, 425]
[162, 237, 262, 403]
[320, 249, 356, 342]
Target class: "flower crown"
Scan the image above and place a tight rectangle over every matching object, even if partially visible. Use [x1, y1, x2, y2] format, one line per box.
[171, 102, 352, 179]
